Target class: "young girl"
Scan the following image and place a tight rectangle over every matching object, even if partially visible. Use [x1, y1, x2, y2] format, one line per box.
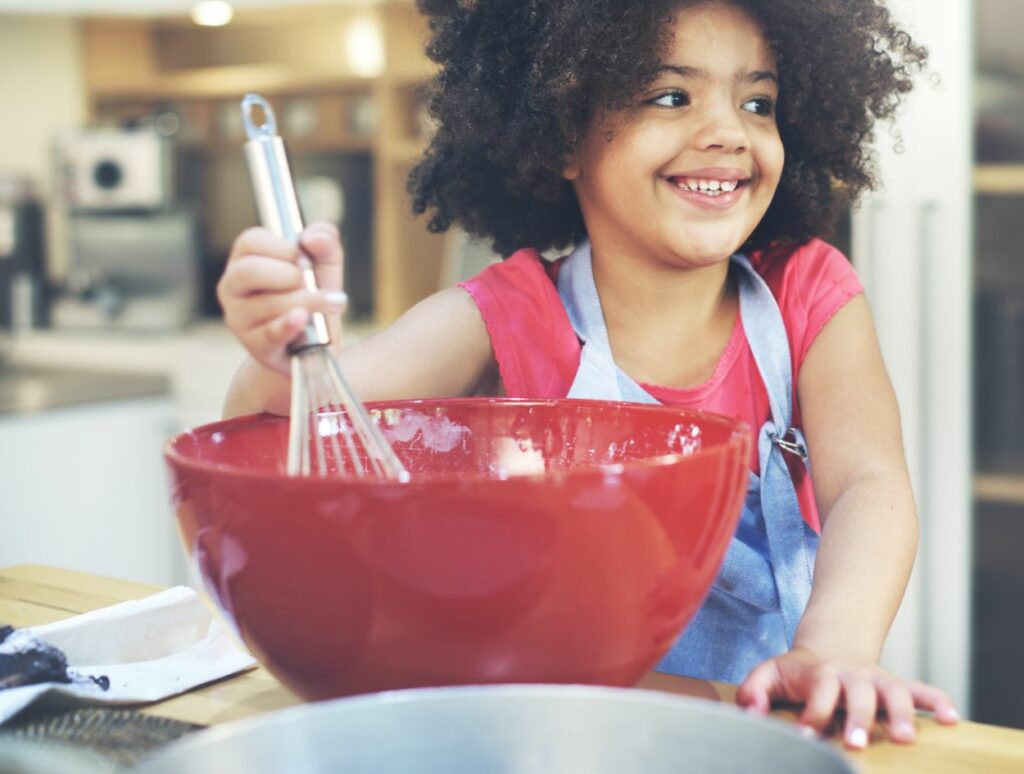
[219, 0, 960, 748]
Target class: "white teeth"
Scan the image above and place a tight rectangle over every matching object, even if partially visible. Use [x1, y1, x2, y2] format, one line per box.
[678, 177, 741, 195]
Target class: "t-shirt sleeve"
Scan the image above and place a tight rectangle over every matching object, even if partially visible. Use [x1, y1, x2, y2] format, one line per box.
[762, 239, 864, 368]
[457, 249, 580, 398]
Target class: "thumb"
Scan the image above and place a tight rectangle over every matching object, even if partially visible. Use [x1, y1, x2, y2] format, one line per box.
[299, 222, 344, 294]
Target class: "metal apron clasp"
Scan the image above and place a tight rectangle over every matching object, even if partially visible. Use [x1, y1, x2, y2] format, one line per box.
[769, 427, 808, 460]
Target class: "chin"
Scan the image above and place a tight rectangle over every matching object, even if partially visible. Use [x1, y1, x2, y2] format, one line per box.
[669, 240, 744, 267]
[664, 222, 749, 261]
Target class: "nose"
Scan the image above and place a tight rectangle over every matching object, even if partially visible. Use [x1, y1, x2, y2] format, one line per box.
[691, 99, 749, 154]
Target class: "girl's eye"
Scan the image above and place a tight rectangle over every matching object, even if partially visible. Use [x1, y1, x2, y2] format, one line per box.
[649, 90, 690, 108]
[742, 97, 776, 117]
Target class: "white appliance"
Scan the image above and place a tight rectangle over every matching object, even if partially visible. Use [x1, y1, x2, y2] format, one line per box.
[54, 128, 173, 212]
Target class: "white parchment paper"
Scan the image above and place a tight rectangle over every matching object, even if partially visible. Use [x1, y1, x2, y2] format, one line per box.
[0, 586, 257, 725]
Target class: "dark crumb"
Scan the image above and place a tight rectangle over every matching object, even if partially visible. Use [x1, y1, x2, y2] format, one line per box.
[0, 648, 72, 690]
[0, 625, 112, 693]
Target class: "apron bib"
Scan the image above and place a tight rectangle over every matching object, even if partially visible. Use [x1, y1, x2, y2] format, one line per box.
[557, 241, 819, 683]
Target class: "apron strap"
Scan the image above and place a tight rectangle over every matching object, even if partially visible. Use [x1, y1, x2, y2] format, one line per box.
[733, 256, 814, 643]
[733, 256, 791, 435]
[558, 241, 816, 644]
[558, 240, 658, 404]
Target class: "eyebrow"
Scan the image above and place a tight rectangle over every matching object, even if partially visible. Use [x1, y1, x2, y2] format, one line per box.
[656, 64, 778, 85]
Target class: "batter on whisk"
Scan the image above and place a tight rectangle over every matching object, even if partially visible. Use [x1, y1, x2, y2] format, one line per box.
[217, 0, 960, 749]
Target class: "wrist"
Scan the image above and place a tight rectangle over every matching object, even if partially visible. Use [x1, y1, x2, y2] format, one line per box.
[793, 613, 885, 664]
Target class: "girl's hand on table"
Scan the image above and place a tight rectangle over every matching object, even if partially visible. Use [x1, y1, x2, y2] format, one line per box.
[735, 646, 960, 749]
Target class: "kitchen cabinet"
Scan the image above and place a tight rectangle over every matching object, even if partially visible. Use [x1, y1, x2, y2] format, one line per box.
[970, 0, 1024, 729]
[78, 2, 445, 327]
[0, 366, 187, 587]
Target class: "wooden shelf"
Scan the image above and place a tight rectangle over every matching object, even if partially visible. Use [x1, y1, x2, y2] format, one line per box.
[202, 137, 375, 154]
[974, 164, 1024, 194]
[90, 65, 378, 102]
[975, 472, 1024, 505]
[386, 138, 428, 165]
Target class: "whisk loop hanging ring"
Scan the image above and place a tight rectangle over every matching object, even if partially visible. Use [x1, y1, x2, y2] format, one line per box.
[241, 93, 409, 481]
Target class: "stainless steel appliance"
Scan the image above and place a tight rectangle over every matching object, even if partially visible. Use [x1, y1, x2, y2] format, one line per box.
[51, 129, 201, 331]
[52, 211, 201, 331]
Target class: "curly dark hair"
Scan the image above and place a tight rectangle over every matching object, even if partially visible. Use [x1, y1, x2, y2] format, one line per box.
[408, 0, 928, 257]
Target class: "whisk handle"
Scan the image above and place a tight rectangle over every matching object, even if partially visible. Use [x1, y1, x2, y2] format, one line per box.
[241, 93, 330, 353]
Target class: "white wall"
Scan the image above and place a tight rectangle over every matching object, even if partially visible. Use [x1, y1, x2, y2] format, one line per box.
[0, 15, 86, 277]
[853, 0, 973, 714]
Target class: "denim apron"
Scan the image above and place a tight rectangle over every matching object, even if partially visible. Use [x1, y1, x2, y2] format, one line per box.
[556, 241, 819, 684]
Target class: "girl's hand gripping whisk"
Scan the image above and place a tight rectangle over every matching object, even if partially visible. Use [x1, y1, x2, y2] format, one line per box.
[238, 93, 409, 481]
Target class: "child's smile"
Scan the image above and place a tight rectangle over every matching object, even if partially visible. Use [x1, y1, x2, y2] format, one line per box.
[563, 1, 784, 270]
[666, 167, 750, 210]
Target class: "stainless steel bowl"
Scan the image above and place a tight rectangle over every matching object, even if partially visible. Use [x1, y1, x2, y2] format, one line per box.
[135, 685, 854, 774]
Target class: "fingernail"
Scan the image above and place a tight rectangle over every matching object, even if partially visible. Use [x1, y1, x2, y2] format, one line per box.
[894, 721, 916, 739]
[945, 708, 961, 722]
[847, 728, 868, 749]
[325, 291, 348, 307]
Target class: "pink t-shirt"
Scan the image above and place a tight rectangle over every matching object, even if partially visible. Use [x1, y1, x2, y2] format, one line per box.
[458, 238, 863, 532]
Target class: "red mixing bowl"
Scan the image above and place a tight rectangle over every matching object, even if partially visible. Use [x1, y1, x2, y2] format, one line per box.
[164, 398, 750, 701]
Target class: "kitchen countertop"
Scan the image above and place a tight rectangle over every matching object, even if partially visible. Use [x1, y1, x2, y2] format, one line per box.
[3, 564, 1023, 773]
[0, 363, 170, 415]
[0, 323, 243, 427]
[0, 320, 379, 427]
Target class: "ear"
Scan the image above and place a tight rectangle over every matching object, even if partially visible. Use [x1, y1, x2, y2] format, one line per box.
[561, 152, 581, 181]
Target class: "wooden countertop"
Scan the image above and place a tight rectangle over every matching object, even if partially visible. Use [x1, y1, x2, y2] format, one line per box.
[3, 564, 1023, 773]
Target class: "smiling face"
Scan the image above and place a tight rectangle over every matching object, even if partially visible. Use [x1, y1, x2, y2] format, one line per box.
[564, 1, 784, 271]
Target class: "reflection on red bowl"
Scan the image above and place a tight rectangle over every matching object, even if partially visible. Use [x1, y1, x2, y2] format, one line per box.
[164, 398, 750, 701]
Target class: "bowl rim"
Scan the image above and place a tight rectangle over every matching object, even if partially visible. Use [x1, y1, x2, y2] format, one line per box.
[136, 684, 855, 774]
[163, 397, 751, 486]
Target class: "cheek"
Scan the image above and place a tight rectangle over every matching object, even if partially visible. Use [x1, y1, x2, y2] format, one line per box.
[761, 136, 785, 188]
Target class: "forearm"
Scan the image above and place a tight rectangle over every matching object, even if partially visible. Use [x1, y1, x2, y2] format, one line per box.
[223, 355, 292, 418]
[793, 468, 919, 662]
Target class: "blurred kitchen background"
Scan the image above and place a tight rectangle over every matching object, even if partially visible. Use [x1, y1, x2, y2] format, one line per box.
[0, 0, 1020, 730]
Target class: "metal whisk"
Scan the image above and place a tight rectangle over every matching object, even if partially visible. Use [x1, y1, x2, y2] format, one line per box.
[241, 93, 409, 480]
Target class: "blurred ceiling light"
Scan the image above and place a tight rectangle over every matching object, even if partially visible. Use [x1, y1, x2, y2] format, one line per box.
[191, 1, 234, 27]
[345, 17, 385, 78]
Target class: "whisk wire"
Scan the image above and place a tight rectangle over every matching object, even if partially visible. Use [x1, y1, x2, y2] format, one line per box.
[323, 351, 403, 477]
[322, 403, 347, 477]
[288, 355, 308, 475]
[307, 355, 331, 476]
